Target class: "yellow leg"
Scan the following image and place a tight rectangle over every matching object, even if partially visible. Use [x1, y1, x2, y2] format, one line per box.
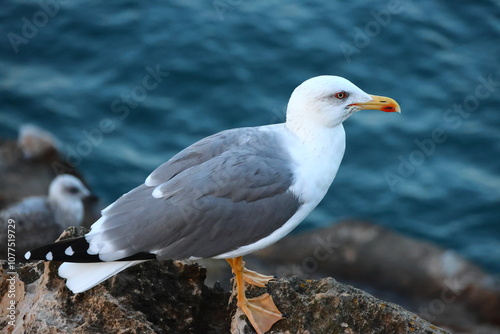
[226, 257, 283, 334]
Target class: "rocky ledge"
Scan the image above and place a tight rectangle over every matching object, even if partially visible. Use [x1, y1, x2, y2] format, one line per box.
[0, 228, 449, 334]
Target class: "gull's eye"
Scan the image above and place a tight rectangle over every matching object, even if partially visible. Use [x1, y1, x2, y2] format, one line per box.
[334, 91, 349, 100]
[66, 186, 80, 194]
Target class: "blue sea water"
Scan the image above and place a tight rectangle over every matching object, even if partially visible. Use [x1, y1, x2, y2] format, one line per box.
[0, 1, 499, 273]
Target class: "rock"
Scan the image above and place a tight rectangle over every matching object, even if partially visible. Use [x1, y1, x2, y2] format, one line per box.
[0, 228, 450, 334]
[233, 277, 449, 334]
[248, 221, 500, 333]
[1, 260, 229, 333]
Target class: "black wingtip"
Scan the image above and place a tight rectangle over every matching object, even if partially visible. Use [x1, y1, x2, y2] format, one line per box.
[26, 237, 157, 263]
[26, 237, 101, 262]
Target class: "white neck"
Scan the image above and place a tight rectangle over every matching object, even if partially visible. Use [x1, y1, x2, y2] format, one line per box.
[285, 114, 339, 144]
[282, 121, 346, 203]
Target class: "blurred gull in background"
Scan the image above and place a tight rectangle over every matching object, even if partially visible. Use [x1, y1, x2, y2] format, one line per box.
[0, 174, 91, 260]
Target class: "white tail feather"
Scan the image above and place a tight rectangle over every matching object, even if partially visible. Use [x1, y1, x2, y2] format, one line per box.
[58, 260, 147, 293]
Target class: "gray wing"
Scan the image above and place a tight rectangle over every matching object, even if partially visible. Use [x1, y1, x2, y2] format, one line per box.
[145, 128, 246, 187]
[90, 127, 303, 260]
[0, 197, 62, 258]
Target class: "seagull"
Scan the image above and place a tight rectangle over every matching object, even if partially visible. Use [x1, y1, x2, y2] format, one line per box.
[1, 174, 90, 260]
[26, 76, 400, 334]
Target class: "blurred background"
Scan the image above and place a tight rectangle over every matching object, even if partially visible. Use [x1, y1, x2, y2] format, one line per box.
[0, 0, 499, 324]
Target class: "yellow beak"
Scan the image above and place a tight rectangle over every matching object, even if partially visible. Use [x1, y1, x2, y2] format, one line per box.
[349, 95, 401, 113]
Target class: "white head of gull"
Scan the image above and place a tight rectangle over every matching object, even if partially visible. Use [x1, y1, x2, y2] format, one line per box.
[48, 174, 91, 228]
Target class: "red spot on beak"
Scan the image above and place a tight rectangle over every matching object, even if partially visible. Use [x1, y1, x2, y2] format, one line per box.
[382, 105, 398, 112]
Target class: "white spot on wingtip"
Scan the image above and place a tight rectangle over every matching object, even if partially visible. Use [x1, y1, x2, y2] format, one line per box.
[145, 174, 154, 186]
[152, 187, 163, 199]
[87, 243, 99, 255]
[25, 251, 31, 260]
[46, 252, 53, 261]
[65, 246, 74, 256]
